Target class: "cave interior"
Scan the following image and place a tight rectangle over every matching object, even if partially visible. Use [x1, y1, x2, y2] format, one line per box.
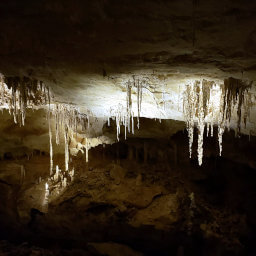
[1, 1, 256, 255]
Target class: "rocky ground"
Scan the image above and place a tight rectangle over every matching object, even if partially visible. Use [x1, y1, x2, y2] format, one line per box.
[0, 131, 256, 256]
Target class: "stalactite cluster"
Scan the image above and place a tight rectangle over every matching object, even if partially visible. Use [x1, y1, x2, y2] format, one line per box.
[0, 74, 50, 126]
[109, 75, 148, 141]
[0, 72, 254, 170]
[48, 104, 91, 174]
[110, 103, 134, 141]
[222, 77, 253, 132]
[0, 74, 77, 176]
[183, 78, 253, 165]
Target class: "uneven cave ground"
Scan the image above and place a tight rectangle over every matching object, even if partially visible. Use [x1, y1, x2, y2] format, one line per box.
[0, 118, 256, 256]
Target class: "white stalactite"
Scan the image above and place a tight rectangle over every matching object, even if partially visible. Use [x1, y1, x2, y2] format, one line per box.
[217, 90, 226, 156]
[85, 138, 89, 163]
[136, 78, 143, 129]
[48, 111, 53, 176]
[132, 112, 134, 134]
[0, 75, 50, 126]
[183, 82, 196, 158]
[210, 121, 214, 137]
[197, 80, 205, 166]
[64, 125, 69, 171]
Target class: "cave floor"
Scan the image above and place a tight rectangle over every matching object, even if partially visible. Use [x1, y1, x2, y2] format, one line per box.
[0, 145, 256, 256]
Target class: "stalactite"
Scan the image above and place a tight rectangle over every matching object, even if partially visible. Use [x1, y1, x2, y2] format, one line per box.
[85, 138, 89, 163]
[131, 111, 134, 134]
[222, 77, 252, 132]
[197, 80, 205, 166]
[124, 117, 127, 140]
[48, 111, 53, 176]
[111, 103, 130, 141]
[0, 75, 51, 125]
[109, 76, 144, 141]
[210, 121, 214, 137]
[217, 87, 226, 156]
[54, 105, 59, 145]
[114, 106, 121, 141]
[184, 80, 207, 165]
[183, 80, 216, 164]
[1, 72, 254, 169]
[184, 77, 253, 165]
[183, 82, 196, 158]
[136, 77, 143, 129]
[50, 103, 92, 170]
[64, 125, 69, 171]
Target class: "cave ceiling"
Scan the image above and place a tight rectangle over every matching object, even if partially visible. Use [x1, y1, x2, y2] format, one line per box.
[0, 0, 256, 121]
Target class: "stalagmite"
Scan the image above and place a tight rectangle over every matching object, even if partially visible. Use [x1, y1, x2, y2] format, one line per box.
[54, 165, 59, 182]
[135, 147, 139, 162]
[43, 182, 49, 213]
[20, 165, 25, 185]
[62, 177, 67, 188]
[143, 142, 148, 164]
[128, 146, 133, 160]
[70, 168, 75, 181]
